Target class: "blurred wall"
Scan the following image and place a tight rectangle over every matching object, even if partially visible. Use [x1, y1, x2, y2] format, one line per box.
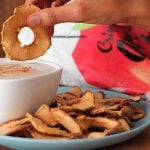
[0, 0, 24, 56]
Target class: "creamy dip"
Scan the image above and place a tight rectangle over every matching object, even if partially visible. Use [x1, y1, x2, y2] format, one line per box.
[0, 61, 56, 80]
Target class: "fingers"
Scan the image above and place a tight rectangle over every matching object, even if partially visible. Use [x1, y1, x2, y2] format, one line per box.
[25, 0, 38, 5]
[26, 0, 150, 32]
[50, 26, 54, 35]
[27, 3, 77, 27]
[51, 0, 65, 7]
[43, 0, 50, 8]
[25, 0, 51, 8]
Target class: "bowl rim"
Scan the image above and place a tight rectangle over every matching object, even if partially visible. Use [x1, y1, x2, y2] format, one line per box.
[0, 58, 63, 82]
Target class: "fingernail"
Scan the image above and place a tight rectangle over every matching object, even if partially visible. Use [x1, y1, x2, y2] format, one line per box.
[27, 15, 41, 27]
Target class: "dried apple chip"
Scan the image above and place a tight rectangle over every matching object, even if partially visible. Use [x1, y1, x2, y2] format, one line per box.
[26, 113, 71, 137]
[60, 91, 95, 112]
[93, 91, 104, 100]
[75, 115, 120, 132]
[98, 96, 141, 105]
[56, 93, 77, 102]
[51, 108, 82, 135]
[90, 104, 120, 115]
[55, 86, 81, 104]
[75, 115, 91, 132]
[55, 93, 77, 106]
[35, 105, 57, 127]
[108, 118, 130, 134]
[90, 105, 134, 119]
[118, 118, 130, 131]
[87, 130, 108, 138]
[0, 118, 29, 135]
[1, 5, 50, 60]
[87, 117, 120, 130]
[121, 105, 134, 118]
[29, 128, 69, 140]
[12, 130, 32, 138]
[62, 98, 81, 106]
[131, 107, 145, 120]
[68, 86, 82, 98]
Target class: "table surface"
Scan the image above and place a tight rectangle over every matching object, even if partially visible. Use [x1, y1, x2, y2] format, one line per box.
[0, 126, 149, 150]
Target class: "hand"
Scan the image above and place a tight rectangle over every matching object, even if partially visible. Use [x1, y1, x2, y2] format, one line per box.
[25, 0, 150, 31]
[25, 0, 68, 8]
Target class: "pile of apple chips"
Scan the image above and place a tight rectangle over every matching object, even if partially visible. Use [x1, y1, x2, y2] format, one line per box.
[0, 86, 145, 139]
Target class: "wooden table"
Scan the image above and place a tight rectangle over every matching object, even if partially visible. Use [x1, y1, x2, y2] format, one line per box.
[0, 126, 149, 150]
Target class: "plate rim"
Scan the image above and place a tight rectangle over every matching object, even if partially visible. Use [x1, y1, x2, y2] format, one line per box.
[0, 119, 149, 144]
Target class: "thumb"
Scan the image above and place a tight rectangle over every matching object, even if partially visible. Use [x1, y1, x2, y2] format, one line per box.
[27, 3, 76, 27]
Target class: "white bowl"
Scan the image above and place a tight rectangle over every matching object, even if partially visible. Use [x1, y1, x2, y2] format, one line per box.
[0, 58, 62, 124]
